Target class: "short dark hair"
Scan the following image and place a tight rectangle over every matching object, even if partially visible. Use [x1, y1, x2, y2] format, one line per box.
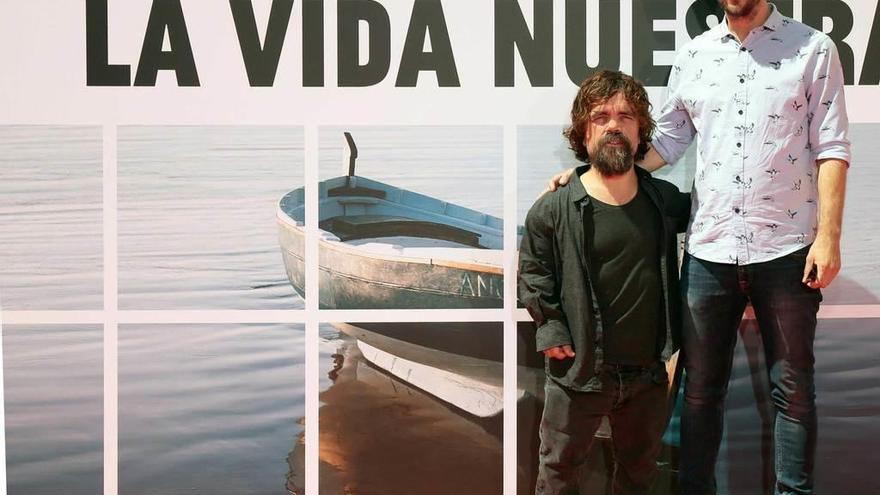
[563, 70, 655, 163]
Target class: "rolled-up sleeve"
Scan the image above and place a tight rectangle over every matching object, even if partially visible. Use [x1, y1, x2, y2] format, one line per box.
[518, 200, 572, 352]
[808, 37, 851, 165]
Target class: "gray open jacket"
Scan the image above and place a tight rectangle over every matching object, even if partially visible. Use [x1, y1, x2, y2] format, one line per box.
[518, 165, 690, 391]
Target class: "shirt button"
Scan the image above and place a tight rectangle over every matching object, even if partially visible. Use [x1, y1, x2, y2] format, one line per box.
[734, 207, 741, 213]
[740, 46, 747, 52]
[738, 110, 744, 115]
[737, 142, 742, 147]
[740, 78, 745, 83]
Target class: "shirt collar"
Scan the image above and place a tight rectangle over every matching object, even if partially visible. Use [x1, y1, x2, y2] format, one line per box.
[568, 165, 653, 204]
[570, 165, 590, 204]
[714, 2, 784, 41]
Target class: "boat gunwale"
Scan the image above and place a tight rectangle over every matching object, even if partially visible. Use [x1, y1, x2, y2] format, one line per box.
[277, 216, 503, 276]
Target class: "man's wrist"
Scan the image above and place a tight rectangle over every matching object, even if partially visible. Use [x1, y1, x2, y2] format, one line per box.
[814, 229, 841, 244]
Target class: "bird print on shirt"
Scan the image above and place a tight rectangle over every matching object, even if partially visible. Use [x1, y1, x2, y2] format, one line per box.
[735, 123, 755, 135]
[737, 232, 755, 244]
[734, 175, 753, 189]
[737, 70, 757, 82]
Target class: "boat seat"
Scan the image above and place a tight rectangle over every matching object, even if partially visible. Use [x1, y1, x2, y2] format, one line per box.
[321, 214, 484, 248]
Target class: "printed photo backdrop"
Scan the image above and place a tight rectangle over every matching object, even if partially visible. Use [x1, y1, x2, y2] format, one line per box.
[2, 1, 879, 494]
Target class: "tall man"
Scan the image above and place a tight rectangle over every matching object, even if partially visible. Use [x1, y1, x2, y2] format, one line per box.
[549, 1, 850, 494]
[519, 70, 689, 495]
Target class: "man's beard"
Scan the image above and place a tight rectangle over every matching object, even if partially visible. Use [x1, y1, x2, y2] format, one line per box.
[591, 133, 634, 177]
[719, 0, 760, 18]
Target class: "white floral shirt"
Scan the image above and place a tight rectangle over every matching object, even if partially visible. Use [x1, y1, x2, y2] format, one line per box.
[653, 4, 851, 265]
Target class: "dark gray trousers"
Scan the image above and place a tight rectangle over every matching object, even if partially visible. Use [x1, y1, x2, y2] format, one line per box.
[536, 365, 669, 495]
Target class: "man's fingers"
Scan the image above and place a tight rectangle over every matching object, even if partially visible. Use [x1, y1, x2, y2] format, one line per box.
[543, 346, 575, 360]
[546, 169, 574, 192]
[815, 263, 840, 289]
[802, 252, 816, 284]
[543, 348, 561, 359]
[558, 170, 572, 186]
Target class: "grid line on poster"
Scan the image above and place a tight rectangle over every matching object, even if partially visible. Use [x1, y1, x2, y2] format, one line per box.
[502, 125, 518, 495]
[0, 293, 6, 490]
[303, 125, 320, 495]
[3, 305, 877, 326]
[103, 124, 119, 495]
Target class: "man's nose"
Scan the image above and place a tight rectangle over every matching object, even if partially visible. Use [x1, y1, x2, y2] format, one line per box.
[606, 117, 621, 131]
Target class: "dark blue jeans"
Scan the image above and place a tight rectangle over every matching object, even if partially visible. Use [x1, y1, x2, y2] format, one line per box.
[537, 364, 669, 495]
[679, 247, 821, 495]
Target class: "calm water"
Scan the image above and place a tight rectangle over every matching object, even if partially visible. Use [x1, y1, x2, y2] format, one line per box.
[118, 126, 305, 310]
[2, 325, 103, 495]
[2, 126, 307, 494]
[0, 126, 103, 310]
[118, 323, 304, 495]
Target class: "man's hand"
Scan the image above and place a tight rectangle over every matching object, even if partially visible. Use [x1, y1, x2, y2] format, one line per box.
[544, 168, 575, 194]
[803, 234, 841, 289]
[543, 345, 576, 360]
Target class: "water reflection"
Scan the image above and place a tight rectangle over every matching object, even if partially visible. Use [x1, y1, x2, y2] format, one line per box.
[306, 337, 503, 495]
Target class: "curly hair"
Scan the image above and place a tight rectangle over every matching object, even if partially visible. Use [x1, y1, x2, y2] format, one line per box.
[564, 70, 655, 163]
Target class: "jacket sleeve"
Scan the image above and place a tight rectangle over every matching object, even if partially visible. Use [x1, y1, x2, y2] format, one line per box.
[518, 199, 572, 352]
[671, 189, 691, 234]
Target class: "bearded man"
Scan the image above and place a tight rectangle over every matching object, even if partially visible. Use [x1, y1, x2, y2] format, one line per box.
[518, 70, 690, 495]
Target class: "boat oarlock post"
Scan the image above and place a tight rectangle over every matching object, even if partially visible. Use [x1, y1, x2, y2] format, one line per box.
[343, 131, 358, 182]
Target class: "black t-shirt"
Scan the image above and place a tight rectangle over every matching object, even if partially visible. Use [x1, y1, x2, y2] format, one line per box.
[587, 186, 663, 366]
